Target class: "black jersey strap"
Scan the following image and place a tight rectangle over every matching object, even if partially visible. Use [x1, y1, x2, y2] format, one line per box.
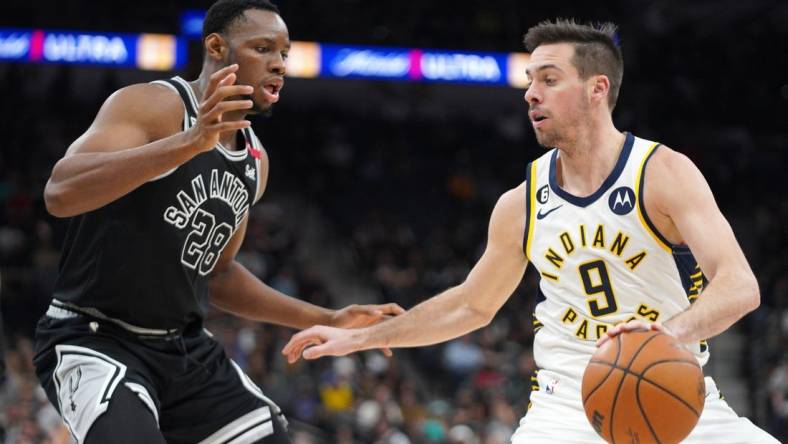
[165, 77, 200, 119]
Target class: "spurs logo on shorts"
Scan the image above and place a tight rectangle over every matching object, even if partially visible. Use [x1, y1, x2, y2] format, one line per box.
[66, 366, 83, 413]
[54, 345, 127, 443]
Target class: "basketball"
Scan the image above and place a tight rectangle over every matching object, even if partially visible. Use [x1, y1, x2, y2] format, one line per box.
[581, 330, 706, 444]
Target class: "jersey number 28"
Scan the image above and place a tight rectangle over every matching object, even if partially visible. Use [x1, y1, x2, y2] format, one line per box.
[181, 209, 234, 275]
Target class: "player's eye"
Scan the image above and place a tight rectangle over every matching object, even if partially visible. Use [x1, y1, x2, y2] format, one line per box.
[255, 46, 268, 53]
[281, 51, 289, 60]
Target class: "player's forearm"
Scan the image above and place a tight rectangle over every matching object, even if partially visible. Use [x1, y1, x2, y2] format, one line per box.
[209, 261, 333, 329]
[44, 132, 199, 218]
[664, 271, 759, 344]
[353, 285, 491, 350]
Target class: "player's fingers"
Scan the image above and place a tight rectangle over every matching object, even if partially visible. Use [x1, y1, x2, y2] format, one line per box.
[202, 100, 254, 121]
[206, 120, 252, 134]
[204, 64, 239, 98]
[353, 305, 384, 317]
[284, 337, 319, 363]
[596, 324, 628, 347]
[615, 320, 647, 332]
[201, 85, 254, 114]
[597, 320, 655, 347]
[626, 321, 651, 332]
[282, 328, 321, 355]
[596, 335, 611, 348]
[381, 347, 393, 357]
[650, 322, 675, 337]
[206, 71, 237, 105]
[302, 343, 333, 360]
[288, 337, 325, 363]
[375, 303, 406, 316]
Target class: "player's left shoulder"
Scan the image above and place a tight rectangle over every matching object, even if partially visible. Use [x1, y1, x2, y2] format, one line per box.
[645, 145, 714, 215]
[648, 145, 702, 177]
[645, 145, 707, 191]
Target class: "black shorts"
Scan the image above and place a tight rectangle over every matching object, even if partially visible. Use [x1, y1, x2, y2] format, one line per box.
[33, 308, 291, 444]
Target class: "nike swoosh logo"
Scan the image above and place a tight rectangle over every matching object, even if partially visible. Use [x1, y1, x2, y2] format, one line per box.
[536, 205, 563, 220]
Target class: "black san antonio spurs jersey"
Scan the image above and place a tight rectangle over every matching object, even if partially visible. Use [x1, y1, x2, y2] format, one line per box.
[52, 76, 265, 330]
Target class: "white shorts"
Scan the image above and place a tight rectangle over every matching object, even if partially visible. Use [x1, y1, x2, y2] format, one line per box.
[511, 369, 779, 444]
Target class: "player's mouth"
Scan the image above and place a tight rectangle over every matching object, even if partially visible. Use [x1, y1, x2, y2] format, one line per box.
[530, 110, 549, 128]
[260, 77, 283, 103]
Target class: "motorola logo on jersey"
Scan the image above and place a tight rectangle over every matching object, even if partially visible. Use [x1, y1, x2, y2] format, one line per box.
[537, 185, 550, 204]
[608, 186, 635, 215]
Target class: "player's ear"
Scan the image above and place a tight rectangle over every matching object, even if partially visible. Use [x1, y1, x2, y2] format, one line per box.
[590, 75, 610, 105]
[204, 33, 229, 62]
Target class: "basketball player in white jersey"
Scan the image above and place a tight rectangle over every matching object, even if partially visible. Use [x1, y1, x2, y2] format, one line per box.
[282, 19, 778, 443]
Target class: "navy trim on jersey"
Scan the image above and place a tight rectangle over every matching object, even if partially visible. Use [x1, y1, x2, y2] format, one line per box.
[672, 250, 700, 297]
[636, 143, 691, 253]
[534, 286, 547, 305]
[672, 250, 709, 354]
[523, 161, 533, 256]
[548, 131, 634, 208]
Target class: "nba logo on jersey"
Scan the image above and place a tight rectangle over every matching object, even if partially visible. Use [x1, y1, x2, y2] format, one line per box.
[608, 186, 635, 215]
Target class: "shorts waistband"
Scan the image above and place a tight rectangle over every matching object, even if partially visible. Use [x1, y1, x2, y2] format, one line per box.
[47, 299, 181, 337]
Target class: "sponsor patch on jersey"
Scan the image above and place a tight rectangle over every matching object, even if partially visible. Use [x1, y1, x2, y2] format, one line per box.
[537, 184, 550, 204]
[608, 186, 635, 215]
[245, 164, 256, 180]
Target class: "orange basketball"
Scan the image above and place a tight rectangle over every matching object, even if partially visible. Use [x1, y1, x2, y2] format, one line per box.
[581, 330, 706, 444]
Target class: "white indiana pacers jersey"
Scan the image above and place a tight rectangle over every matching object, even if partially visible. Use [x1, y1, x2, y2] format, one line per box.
[523, 132, 709, 380]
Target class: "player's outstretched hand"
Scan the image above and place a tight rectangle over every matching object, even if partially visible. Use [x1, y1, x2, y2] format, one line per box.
[282, 325, 362, 364]
[186, 64, 254, 154]
[328, 303, 404, 357]
[329, 303, 405, 329]
[596, 320, 675, 348]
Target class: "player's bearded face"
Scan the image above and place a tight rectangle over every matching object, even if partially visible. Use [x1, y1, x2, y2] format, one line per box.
[532, 86, 589, 148]
[221, 10, 288, 117]
[226, 49, 271, 116]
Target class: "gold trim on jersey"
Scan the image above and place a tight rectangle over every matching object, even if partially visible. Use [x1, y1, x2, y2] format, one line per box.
[525, 162, 538, 260]
[635, 142, 672, 253]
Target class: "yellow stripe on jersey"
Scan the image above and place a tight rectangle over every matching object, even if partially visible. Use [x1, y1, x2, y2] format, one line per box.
[525, 162, 538, 260]
[635, 142, 672, 253]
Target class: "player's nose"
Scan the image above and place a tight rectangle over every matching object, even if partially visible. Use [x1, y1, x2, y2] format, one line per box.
[524, 84, 540, 104]
[269, 52, 286, 76]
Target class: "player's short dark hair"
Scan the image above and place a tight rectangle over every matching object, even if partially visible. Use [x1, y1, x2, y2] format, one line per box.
[202, 0, 280, 41]
[524, 19, 623, 112]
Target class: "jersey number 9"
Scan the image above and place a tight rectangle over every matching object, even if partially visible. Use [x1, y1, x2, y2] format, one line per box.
[578, 260, 618, 317]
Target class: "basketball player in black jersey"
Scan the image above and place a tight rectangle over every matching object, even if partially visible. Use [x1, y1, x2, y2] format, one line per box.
[33, 1, 403, 443]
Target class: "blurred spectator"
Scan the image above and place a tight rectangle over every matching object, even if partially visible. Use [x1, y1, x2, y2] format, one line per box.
[768, 357, 788, 439]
